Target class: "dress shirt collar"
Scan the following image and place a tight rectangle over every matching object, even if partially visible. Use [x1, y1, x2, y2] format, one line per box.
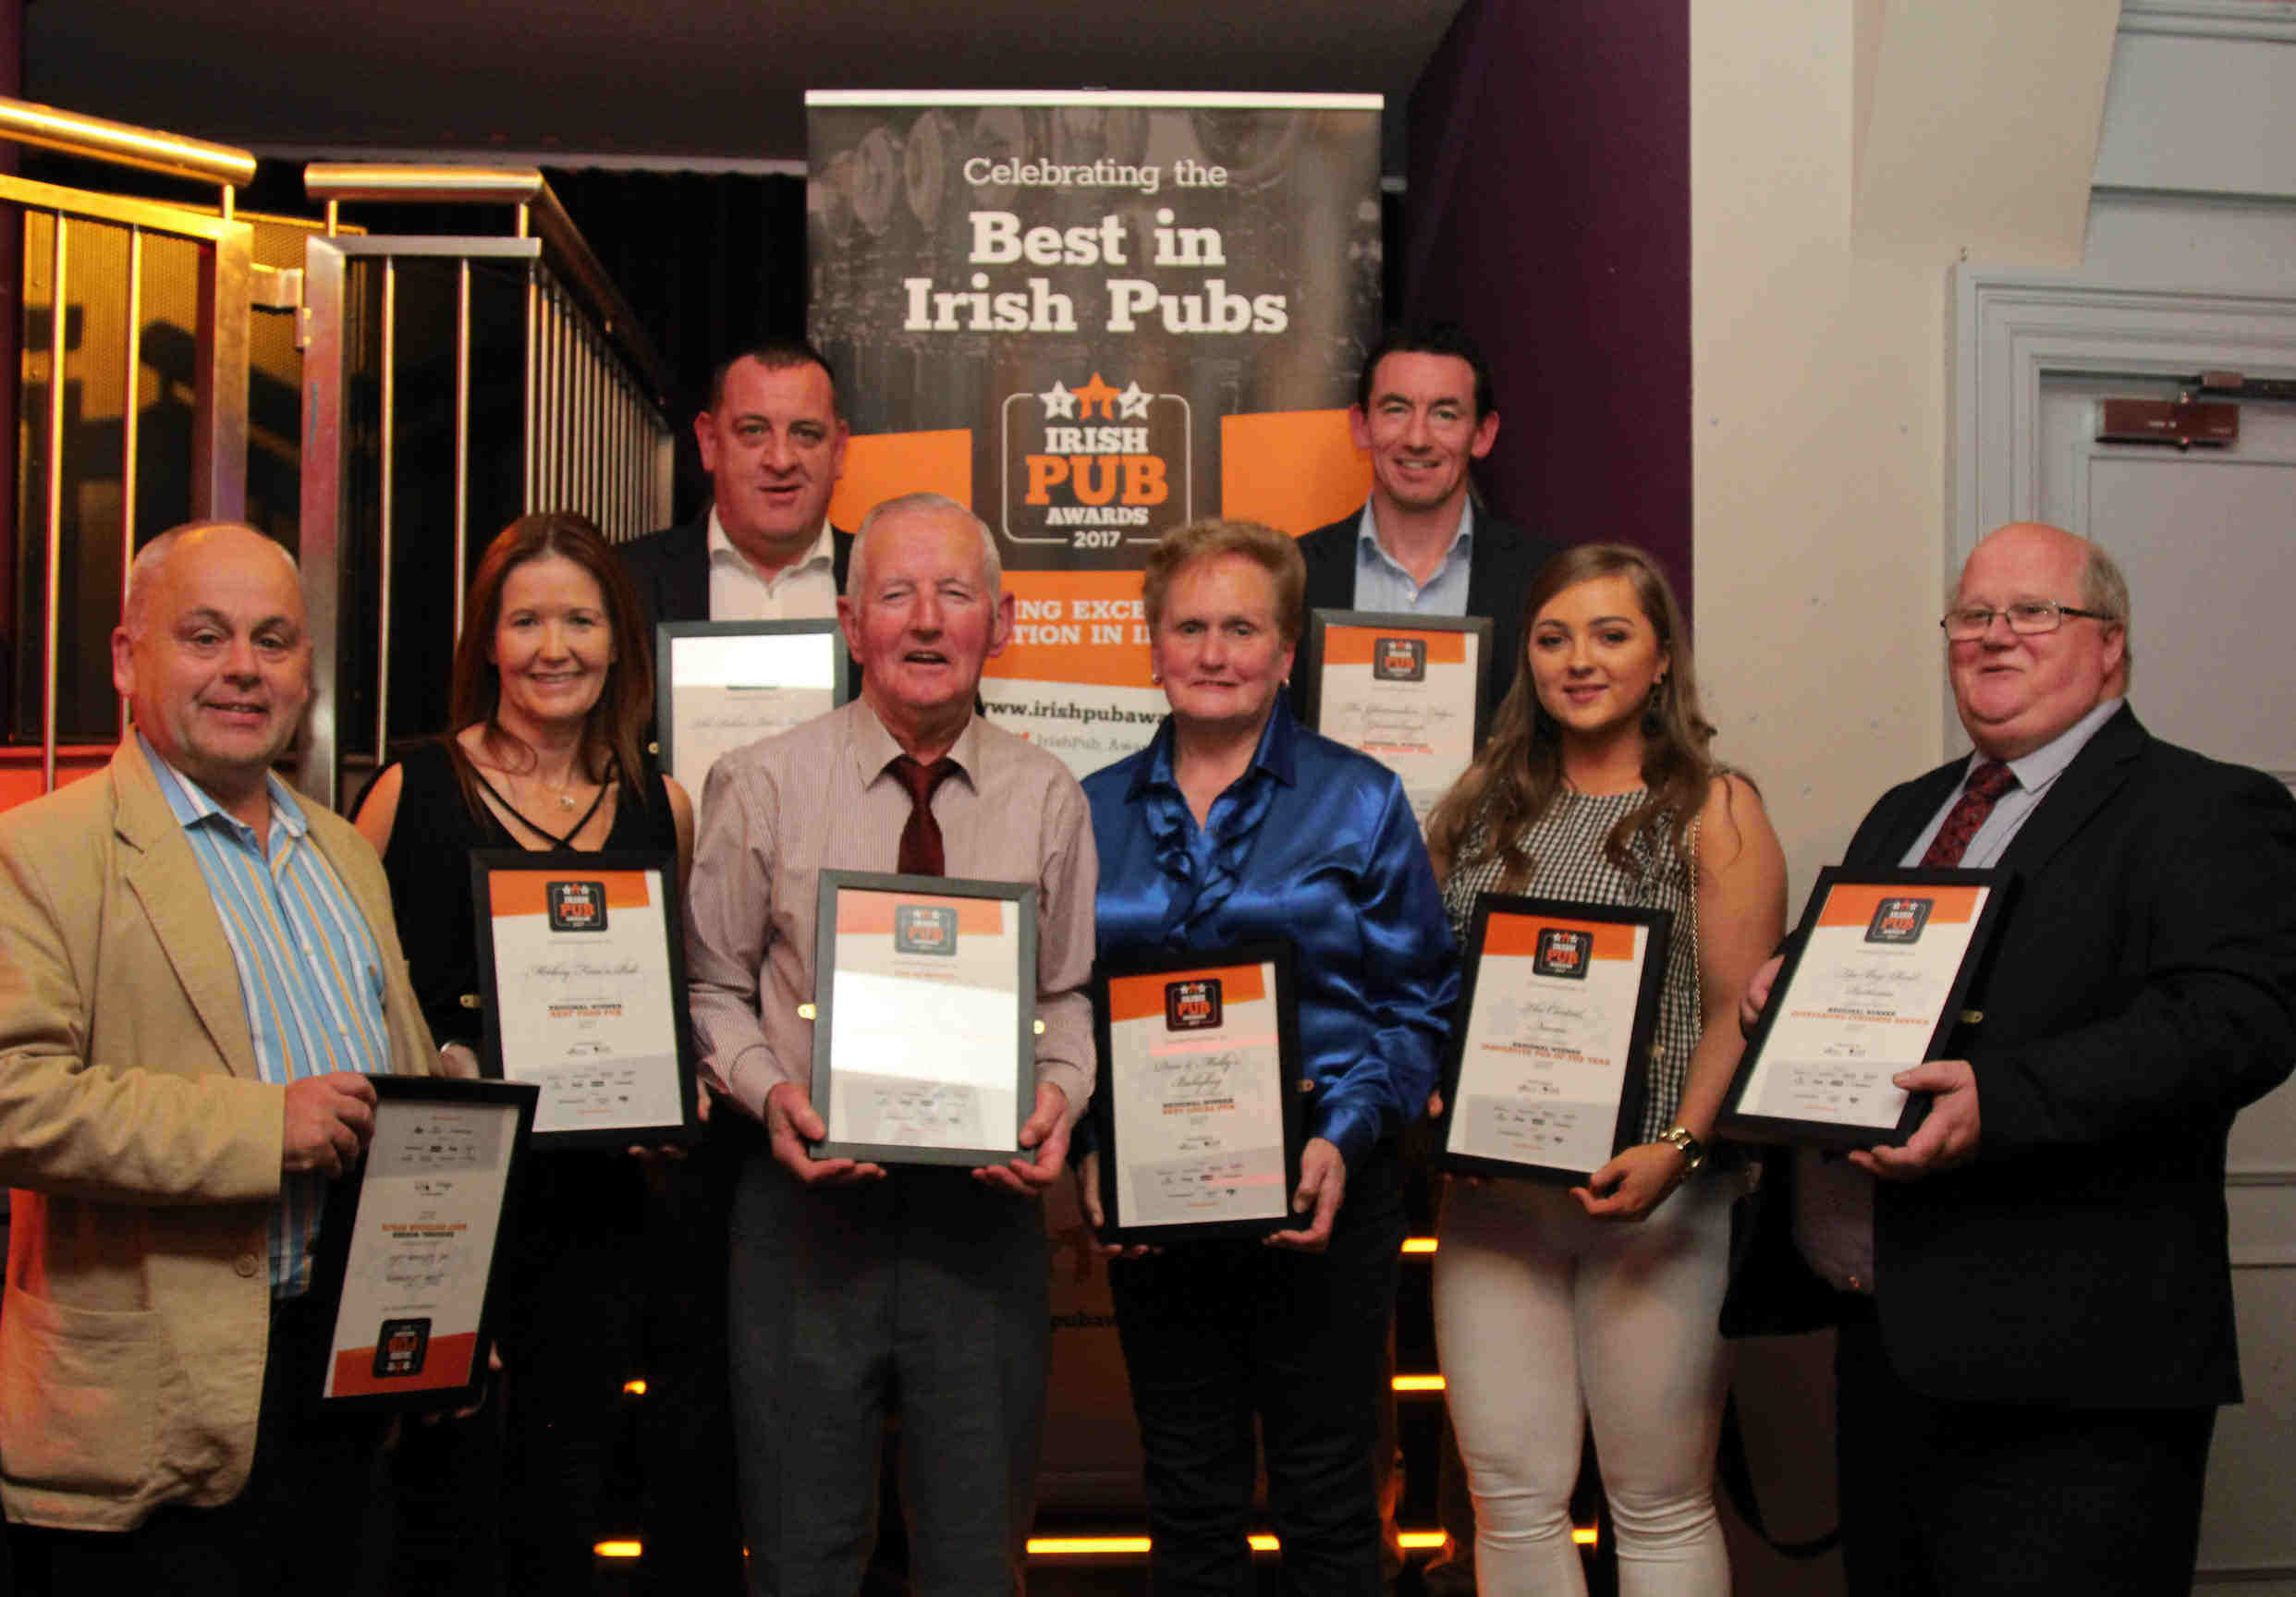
[845, 693, 986, 791]
[139, 729, 308, 847]
[1128, 695, 1301, 802]
[1969, 694, 2125, 799]
[1353, 495, 1475, 583]
[706, 506, 834, 582]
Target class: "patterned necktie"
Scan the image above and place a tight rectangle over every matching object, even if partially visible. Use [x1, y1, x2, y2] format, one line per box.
[1920, 760, 2017, 867]
[892, 756, 958, 876]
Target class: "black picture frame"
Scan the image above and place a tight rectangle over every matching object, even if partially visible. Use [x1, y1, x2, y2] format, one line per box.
[311, 1075, 538, 1413]
[1088, 940, 1309, 1245]
[470, 848, 702, 1151]
[809, 868, 1039, 1167]
[1435, 893, 1674, 1184]
[1303, 607, 1496, 750]
[653, 617, 849, 796]
[1716, 866, 2011, 1149]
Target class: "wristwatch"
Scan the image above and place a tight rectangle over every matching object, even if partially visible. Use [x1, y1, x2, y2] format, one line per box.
[1659, 1124, 1705, 1176]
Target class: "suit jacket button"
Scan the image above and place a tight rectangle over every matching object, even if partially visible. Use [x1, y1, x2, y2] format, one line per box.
[234, 1253, 261, 1278]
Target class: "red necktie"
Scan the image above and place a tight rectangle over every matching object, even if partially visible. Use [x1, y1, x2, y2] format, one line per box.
[892, 756, 958, 876]
[1920, 760, 2017, 867]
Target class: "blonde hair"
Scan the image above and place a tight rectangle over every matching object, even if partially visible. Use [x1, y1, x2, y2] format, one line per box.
[1426, 542, 1725, 886]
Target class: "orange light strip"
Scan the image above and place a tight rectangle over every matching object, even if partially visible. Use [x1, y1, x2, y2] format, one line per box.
[1026, 1535, 1154, 1555]
[1392, 1374, 1447, 1393]
[1401, 1237, 1438, 1254]
[594, 1540, 642, 1559]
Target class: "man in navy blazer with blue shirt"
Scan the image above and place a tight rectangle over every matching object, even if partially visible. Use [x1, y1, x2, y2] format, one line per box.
[1288, 323, 1560, 735]
[1727, 521, 2296, 1596]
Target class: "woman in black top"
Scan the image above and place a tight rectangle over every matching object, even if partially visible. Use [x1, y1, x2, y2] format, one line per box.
[354, 511, 691, 1596]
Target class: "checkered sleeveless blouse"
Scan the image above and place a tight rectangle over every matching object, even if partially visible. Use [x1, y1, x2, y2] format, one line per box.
[1441, 787, 1703, 1146]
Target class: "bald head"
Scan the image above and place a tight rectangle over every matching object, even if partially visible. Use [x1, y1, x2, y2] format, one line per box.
[113, 522, 311, 827]
[1948, 522, 2130, 761]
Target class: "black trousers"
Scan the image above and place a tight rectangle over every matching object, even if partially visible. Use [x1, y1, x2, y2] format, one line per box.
[8, 1291, 385, 1597]
[1108, 1144, 1405, 1597]
[1835, 1311, 2216, 1597]
[727, 1157, 1050, 1597]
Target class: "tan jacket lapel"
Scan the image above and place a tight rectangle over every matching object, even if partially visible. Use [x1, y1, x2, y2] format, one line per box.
[110, 742, 261, 1080]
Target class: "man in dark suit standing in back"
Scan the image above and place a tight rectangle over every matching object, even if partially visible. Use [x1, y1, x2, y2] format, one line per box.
[1289, 322, 1559, 731]
[615, 335, 857, 1595]
[619, 337, 856, 628]
[1729, 520, 2296, 1595]
[1294, 322, 1557, 1595]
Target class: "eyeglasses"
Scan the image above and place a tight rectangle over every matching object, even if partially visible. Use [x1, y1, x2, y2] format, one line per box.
[1938, 601, 2111, 641]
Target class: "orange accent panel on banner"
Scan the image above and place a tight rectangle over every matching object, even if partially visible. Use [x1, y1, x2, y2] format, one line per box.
[991, 570, 1154, 689]
[486, 869, 655, 920]
[1221, 409, 1372, 535]
[1106, 963, 1270, 1025]
[331, 1330, 480, 1397]
[834, 889, 1008, 937]
[1320, 627, 1471, 666]
[1814, 884, 1984, 929]
[827, 429, 973, 530]
[1482, 913, 1638, 962]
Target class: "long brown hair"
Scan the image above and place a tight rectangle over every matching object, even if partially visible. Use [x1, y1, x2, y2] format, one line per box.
[446, 512, 653, 817]
[1426, 543, 1720, 888]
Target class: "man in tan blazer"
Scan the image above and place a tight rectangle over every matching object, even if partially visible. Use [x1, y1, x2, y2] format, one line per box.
[0, 522, 437, 1593]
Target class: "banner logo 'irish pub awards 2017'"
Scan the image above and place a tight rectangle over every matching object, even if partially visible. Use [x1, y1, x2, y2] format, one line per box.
[1003, 371, 1190, 550]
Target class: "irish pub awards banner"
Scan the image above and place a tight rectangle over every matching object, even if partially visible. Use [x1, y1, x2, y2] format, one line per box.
[808, 91, 1383, 774]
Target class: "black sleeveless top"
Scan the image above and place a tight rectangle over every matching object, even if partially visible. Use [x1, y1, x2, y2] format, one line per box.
[372, 738, 681, 1053]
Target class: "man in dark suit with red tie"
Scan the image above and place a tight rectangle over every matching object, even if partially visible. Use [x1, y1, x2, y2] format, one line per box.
[1728, 520, 2296, 1595]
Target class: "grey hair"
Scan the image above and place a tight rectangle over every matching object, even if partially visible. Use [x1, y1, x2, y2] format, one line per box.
[121, 522, 299, 640]
[847, 493, 1003, 599]
[2079, 538, 2133, 687]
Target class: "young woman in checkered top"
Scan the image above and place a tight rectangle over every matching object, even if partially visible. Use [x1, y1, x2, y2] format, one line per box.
[1422, 543, 1787, 1595]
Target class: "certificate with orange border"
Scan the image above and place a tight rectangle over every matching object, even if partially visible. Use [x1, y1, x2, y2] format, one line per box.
[315, 1077, 535, 1412]
[1436, 896, 1673, 1183]
[1090, 942, 1306, 1243]
[1719, 868, 2008, 1148]
[470, 850, 702, 1150]
[1305, 611, 1493, 827]
[809, 870, 1037, 1167]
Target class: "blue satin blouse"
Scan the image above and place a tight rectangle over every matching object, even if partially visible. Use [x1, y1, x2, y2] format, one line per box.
[1081, 701, 1459, 1169]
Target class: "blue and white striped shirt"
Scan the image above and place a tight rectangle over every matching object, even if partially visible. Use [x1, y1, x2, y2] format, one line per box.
[142, 735, 395, 1298]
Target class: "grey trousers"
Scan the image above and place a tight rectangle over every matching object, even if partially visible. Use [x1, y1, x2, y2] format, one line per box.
[728, 1155, 1051, 1597]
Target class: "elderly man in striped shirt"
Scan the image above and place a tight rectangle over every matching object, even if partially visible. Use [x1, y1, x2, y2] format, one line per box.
[0, 521, 438, 1594]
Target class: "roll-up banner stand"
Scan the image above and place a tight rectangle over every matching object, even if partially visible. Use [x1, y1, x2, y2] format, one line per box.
[808, 90, 1383, 778]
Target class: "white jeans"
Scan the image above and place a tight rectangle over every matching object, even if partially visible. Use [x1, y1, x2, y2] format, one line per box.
[1432, 1174, 1735, 1596]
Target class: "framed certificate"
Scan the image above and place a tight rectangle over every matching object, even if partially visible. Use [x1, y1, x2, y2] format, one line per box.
[1304, 610, 1493, 826]
[809, 869, 1038, 1166]
[470, 849, 702, 1150]
[313, 1076, 537, 1411]
[654, 619, 848, 808]
[1089, 942, 1307, 1244]
[1717, 868, 2009, 1148]
[1436, 895, 1673, 1184]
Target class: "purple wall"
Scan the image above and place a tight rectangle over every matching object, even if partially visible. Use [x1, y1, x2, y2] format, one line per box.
[1405, 0, 1692, 622]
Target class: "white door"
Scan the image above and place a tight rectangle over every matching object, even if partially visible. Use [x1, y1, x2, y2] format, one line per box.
[2037, 370, 2296, 1593]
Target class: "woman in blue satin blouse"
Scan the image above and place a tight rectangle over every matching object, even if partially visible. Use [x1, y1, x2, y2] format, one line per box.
[1078, 518, 1458, 1595]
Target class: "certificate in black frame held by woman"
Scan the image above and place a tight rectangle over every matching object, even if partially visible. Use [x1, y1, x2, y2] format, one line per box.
[470, 848, 702, 1151]
[808, 869, 1039, 1167]
[1090, 941, 1308, 1246]
[1717, 866, 2008, 1149]
[314, 1076, 537, 1412]
[1436, 895, 1674, 1185]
